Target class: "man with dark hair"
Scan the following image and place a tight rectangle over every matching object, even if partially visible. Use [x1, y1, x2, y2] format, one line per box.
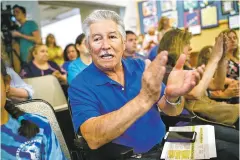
[124, 30, 146, 60]
[12, 5, 41, 63]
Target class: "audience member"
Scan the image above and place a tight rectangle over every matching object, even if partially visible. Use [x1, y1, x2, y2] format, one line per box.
[62, 44, 79, 72]
[157, 16, 172, 42]
[123, 30, 146, 60]
[160, 29, 239, 126]
[67, 34, 92, 84]
[142, 26, 158, 52]
[69, 10, 204, 159]
[12, 5, 41, 63]
[1, 42, 34, 102]
[198, 45, 239, 99]
[20, 44, 67, 85]
[224, 29, 239, 80]
[46, 34, 64, 66]
[1, 59, 66, 159]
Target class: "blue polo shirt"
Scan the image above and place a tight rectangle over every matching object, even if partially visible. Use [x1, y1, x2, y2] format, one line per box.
[68, 58, 166, 153]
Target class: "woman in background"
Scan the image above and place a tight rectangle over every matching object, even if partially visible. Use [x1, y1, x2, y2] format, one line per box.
[67, 34, 92, 84]
[45, 34, 64, 66]
[62, 44, 79, 72]
[157, 16, 172, 42]
[20, 44, 67, 84]
[198, 45, 239, 100]
[224, 29, 239, 80]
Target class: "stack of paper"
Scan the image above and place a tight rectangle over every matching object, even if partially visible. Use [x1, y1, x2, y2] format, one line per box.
[161, 125, 217, 160]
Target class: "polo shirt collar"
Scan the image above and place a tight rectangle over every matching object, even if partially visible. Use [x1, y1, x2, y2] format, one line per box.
[90, 59, 134, 86]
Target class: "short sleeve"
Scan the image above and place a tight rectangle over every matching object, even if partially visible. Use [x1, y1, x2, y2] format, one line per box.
[67, 63, 80, 84]
[7, 67, 34, 99]
[20, 65, 32, 78]
[29, 21, 38, 32]
[68, 79, 101, 133]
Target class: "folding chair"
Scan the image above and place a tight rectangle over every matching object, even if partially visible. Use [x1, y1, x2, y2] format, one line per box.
[16, 99, 71, 159]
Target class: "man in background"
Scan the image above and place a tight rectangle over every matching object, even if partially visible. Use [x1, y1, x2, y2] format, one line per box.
[12, 5, 41, 63]
[124, 30, 146, 60]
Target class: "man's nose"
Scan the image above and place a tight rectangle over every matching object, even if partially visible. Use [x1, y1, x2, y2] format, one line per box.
[102, 38, 111, 50]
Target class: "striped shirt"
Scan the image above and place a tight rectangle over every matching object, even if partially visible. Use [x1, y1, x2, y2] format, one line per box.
[1, 114, 67, 160]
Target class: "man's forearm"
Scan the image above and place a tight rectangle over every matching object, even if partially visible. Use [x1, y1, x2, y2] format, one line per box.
[157, 96, 184, 116]
[20, 33, 41, 44]
[9, 87, 29, 100]
[80, 92, 155, 149]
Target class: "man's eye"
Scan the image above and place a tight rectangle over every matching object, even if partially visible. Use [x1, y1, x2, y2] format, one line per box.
[94, 38, 100, 42]
[109, 35, 117, 39]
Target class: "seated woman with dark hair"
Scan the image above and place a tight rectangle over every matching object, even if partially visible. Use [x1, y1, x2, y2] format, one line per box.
[62, 44, 79, 72]
[1, 59, 66, 159]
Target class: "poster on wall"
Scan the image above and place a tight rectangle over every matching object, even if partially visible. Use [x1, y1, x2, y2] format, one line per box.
[184, 10, 200, 27]
[229, 14, 240, 29]
[143, 16, 158, 33]
[161, 10, 178, 28]
[221, 1, 235, 15]
[184, 0, 198, 11]
[161, 0, 176, 12]
[201, 6, 218, 28]
[142, 0, 157, 17]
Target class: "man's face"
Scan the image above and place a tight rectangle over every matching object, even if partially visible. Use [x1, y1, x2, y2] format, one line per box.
[13, 7, 25, 21]
[125, 34, 137, 56]
[88, 20, 125, 71]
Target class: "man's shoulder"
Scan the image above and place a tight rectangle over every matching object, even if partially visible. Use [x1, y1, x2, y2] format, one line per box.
[25, 20, 37, 25]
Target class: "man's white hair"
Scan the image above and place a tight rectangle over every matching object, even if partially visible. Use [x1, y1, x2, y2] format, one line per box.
[83, 10, 126, 43]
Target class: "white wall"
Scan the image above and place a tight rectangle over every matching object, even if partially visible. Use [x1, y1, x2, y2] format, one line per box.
[41, 13, 82, 50]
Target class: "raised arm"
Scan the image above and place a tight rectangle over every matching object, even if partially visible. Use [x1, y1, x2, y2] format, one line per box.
[187, 34, 225, 99]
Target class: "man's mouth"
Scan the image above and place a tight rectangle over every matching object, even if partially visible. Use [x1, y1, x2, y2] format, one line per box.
[100, 53, 114, 59]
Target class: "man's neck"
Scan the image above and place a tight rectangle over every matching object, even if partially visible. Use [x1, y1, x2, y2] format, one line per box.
[1, 107, 9, 125]
[124, 51, 135, 58]
[19, 18, 27, 25]
[80, 54, 92, 65]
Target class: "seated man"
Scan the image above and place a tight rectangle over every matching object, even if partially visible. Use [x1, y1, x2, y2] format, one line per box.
[68, 10, 204, 159]
[123, 30, 146, 60]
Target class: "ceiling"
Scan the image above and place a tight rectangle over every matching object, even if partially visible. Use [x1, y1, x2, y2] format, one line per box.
[39, 5, 76, 26]
[38, 1, 121, 27]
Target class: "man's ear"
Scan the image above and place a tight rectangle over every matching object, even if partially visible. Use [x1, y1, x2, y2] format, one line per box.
[4, 75, 11, 93]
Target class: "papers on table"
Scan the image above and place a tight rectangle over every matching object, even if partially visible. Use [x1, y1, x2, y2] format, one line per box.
[161, 125, 216, 160]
